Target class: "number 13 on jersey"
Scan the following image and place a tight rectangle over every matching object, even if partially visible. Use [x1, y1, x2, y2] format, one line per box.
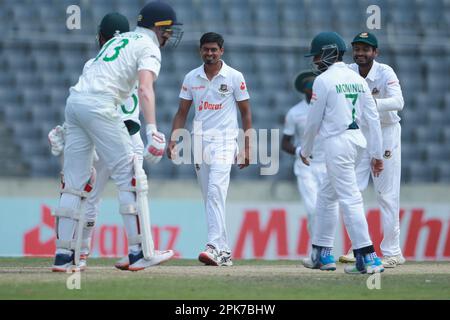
[94, 38, 129, 62]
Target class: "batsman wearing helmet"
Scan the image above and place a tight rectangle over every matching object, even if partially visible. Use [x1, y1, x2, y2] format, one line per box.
[51, 1, 183, 272]
[339, 32, 405, 268]
[300, 32, 385, 274]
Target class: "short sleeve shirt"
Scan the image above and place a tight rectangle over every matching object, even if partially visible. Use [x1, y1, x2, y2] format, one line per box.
[179, 60, 249, 141]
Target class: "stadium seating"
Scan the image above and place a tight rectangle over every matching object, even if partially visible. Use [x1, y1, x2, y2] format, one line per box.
[0, 0, 448, 183]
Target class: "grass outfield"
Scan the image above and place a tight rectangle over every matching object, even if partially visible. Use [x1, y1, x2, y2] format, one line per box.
[0, 258, 449, 300]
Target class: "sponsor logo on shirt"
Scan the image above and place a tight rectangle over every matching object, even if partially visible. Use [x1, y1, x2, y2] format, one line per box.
[192, 85, 206, 90]
[240, 82, 246, 90]
[182, 85, 188, 91]
[198, 100, 223, 111]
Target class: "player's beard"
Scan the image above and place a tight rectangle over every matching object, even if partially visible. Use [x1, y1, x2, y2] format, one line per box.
[354, 55, 374, 68]
[203, 56, 218, 65]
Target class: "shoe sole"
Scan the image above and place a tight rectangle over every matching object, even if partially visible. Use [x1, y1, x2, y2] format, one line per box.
[339, 256, 356, 263]
[383, 263, 397, 268]
[320, 264, 337, 271]
[114, 264, 130, 271]
[367, 267, 385, 274]
[128, 252, 174, 271]
[198, 253, 219, 266]
[51, 266, 82, 273]
[345, 267, 385, 274]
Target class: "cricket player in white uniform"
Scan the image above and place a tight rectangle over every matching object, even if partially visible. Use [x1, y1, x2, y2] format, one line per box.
[50, 2, 183, 272]
[282, 71, 327, 236]
[50, 87, 143, 271]
[167, 32, 252, 266]
[49, 12, 141, 271]
[339, 32, 405, 268]
[300, 32, 385, 274]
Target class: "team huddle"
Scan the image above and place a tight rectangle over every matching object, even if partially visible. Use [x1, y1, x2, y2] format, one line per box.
[47, 1, 405, 275]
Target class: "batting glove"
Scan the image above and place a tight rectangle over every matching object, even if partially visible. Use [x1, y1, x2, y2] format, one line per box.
[48, 124, 66, 156]
[144, 124, 166, 164]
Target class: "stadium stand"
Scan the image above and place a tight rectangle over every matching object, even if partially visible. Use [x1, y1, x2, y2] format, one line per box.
[0, 0, 448, 183]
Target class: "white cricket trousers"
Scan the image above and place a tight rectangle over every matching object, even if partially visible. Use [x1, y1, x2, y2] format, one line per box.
[79, 133, 144, 255]
[356, 122, 402, 256]
[294, 160, 327, 235]
[57, 94, 135, 251]
[194, 138, 237, 253]
[312, 130, 373, 250]
[85, 133, 144, 221]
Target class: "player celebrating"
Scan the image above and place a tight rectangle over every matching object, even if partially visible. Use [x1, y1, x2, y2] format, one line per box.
[281, 71, 327, 236]
[51, 1, 183, 272]
[167, 32, 252, 266]
[300, 32, 385, 274]
[339, 32, 405, 268]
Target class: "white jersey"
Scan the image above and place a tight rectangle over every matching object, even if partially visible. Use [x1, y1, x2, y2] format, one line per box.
[283, 100, 325, 164]
[179, 60, 250, 141]
[81, 59, 140, 132]
[119, 87, 141, 134]
[348, 60, 404, 125]
[301, 62, 383, 160]
[71, 27, 161, 106]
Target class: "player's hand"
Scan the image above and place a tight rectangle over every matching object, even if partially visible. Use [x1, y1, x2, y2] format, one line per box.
[237, 146, 250, 169]
[144, 125, 166, 164]
[166, 140, 177, 160]
[48, 124, 65, 156]
[371, 158, 384, 177]
[300, 152, 310, 166]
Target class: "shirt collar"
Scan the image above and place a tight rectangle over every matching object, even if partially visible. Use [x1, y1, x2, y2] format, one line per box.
[134, 26, 160, 47]
[329, 61, 347, 69]
[365, 60, 380, 81]
[197, 60, 230, 80]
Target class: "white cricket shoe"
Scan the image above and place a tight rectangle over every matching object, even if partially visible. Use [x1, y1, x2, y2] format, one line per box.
[198, 245, 221, 266]
[114, 256, 130, 271]
[219, 251, 233, 266]
[78, 254, 88, 271]
[128, 250, 174, 271]
[339, 248, 356, 263]
[382, 254, 406, 268]
[51, 251, 81, 273]
[302, 247, 337, 271]
[344, 254, 384, 274]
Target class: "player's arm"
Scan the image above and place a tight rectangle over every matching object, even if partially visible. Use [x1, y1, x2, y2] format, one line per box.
[281, 135, 296, 155]
[237, 99, 252, 169]
[138, 70, 165, 164]
[167, 98, 192, 160]
[300, 78, 326, 165]
[361, 82, 384, 176]
[374, 69, 404, 112]
[138, 70, 157, 126]
[281, 110, 298, 156]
